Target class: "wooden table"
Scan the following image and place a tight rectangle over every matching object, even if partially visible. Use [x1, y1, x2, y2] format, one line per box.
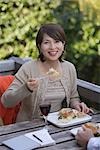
[0, 110, 100, 150]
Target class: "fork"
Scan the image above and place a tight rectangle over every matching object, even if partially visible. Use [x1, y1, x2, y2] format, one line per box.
[37, 75, 49, 80]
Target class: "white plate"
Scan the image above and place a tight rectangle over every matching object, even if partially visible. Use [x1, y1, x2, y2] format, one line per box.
[47, 111, 92, 128]
[70, 123, 100, 136]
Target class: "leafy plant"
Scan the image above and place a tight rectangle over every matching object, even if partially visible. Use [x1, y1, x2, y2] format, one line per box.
[53, 0, 100, 85]
[0, 0, 100, 85]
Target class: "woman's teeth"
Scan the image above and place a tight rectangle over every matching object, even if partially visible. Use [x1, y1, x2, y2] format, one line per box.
[49, 51, 57, 56]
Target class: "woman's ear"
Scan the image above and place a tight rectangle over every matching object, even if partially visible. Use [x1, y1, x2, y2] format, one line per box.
[63, 41, 65, 45]
[38, 44, 41, 50]
[63, 41, 66, 49]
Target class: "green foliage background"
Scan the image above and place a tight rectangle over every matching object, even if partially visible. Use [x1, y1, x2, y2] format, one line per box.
[0, 0, 100, 85]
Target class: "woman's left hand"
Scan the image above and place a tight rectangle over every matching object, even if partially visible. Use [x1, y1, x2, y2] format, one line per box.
[75, 102, 89, 113]
[72, 102, 93, 114]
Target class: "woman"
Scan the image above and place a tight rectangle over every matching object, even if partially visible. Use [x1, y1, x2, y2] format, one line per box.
[76, 125, 100, 150]
[1, 23, 91, 122]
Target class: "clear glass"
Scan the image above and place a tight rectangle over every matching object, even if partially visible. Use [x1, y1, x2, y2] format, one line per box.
[39, 103, 51, 130]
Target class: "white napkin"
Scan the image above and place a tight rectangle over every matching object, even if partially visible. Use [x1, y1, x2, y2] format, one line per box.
[70, 127, 83, 136]
[24, 129, 56, 146]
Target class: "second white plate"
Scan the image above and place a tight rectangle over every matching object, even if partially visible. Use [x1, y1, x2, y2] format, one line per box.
[70, 123, 100, 136]
[47, 111, 92, 128]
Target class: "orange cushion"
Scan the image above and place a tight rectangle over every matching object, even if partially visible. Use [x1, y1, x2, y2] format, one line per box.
[0, 75, 21, 125]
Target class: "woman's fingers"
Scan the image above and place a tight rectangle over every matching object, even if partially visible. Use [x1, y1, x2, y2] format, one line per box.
[80, 102, 90, 113]
[80, 102, 86, 112]
[89, 108, 94, 114]
[27, 78, 39, 91]
[72, 102, 93, 114]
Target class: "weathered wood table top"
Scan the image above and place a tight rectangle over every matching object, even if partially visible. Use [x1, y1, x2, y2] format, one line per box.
[0, 110, 100, 150]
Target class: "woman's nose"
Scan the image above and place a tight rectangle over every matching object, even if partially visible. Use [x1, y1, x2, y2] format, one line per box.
[50, 43, 55, 49]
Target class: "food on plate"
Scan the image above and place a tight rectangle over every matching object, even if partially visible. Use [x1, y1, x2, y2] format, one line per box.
[58, 108, 85, 121]
[84, 122, 97, 134]
[84, 122, 100, 136]
[46, 68, 60, 77]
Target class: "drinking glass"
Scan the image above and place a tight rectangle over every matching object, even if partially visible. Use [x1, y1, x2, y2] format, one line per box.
[39, 103, 51, 130]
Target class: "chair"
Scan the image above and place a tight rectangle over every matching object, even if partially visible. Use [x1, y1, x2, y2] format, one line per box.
[0, 75, 21, 125]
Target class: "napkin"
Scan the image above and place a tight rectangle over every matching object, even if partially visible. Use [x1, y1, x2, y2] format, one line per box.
[2, 135, 40, 150]
[70, 127, 83, 136]
[24, 128, 56, 147]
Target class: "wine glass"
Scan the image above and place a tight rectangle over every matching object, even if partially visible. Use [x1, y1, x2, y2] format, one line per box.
[39, 102, 51, 130]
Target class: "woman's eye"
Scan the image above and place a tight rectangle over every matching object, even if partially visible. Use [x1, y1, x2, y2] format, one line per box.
[55, 40, 60, 43]
[43, 41, 49, 44]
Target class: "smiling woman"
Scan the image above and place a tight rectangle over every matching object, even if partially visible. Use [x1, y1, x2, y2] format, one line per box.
[1, 23, 91, 123]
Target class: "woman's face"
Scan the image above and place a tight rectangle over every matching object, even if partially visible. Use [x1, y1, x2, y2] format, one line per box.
[40, 34, 65, 61]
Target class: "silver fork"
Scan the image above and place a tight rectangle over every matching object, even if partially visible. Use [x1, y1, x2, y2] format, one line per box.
[37, 75, 49, 80]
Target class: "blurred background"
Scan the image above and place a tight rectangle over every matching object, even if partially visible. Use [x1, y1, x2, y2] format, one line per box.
[0, 0, 100, 85]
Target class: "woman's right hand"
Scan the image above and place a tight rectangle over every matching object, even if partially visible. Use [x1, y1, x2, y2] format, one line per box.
[26, 78, 39, 92]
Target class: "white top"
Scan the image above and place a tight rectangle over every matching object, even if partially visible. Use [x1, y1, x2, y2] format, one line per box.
[44, 79, 65, 112]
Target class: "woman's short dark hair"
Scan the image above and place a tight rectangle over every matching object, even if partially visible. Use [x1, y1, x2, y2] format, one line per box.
[36, 23, 66, 62]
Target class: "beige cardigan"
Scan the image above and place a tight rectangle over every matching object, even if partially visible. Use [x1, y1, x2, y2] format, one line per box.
[1, 60, 80, 122]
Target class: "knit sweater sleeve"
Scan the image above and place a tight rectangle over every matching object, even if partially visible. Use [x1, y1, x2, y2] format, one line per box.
[1, 61, 35, 107]
[65, 61, 80, 105]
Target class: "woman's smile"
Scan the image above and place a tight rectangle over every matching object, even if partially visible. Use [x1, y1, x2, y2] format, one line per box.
[48, 51, 58, 56]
